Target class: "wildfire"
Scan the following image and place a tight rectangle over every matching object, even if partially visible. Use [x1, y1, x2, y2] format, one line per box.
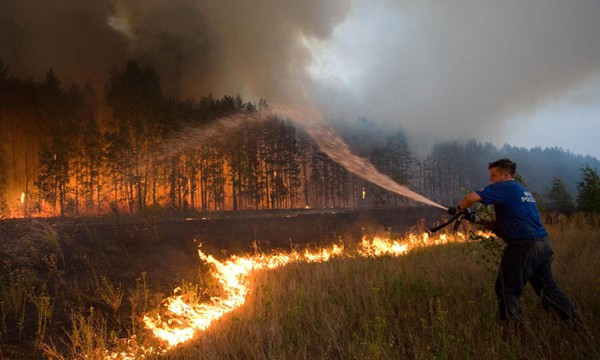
[108, 230, 487, 358]
[141, 244, 345, 351]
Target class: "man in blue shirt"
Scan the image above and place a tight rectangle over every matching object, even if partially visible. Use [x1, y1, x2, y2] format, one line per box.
[454, 158, 579, 324]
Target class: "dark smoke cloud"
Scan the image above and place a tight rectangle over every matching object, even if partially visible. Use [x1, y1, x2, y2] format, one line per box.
[1, 0, 599, 156]
[0, 0, 349, 100]
[0, 1, 129, 87]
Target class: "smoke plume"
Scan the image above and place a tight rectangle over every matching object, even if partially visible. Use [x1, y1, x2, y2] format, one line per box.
[0, 0, 349, 101]
[1, 0, 600, 154]
[309, 0, 600, 153]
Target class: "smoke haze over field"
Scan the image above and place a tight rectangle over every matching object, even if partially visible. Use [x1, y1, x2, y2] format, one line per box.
[2, 0, 600, 158]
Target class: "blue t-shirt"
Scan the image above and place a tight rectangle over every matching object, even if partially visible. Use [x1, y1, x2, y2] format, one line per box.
[476, 180, 548, 241]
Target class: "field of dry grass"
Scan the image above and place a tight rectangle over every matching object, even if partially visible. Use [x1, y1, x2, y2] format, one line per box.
[161, 215, 600, 360]
[0, 212, 598, 359]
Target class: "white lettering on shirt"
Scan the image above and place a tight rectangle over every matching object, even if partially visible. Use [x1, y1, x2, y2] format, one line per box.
[521, 191, 536, 203]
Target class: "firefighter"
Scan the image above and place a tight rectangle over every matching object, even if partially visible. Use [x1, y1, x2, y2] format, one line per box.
[450, 158, 580, 325]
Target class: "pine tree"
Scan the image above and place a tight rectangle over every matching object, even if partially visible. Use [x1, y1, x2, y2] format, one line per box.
[576, 165, 600, 214]
[546, 177, 575, 215]
[0, 151, 8, 216]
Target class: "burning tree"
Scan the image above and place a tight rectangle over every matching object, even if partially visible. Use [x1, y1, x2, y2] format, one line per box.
[2, 60, 600, 218]
[0, 59, 7, 216]
[105, 61, 167, 213]
[0, 153, 7, 216]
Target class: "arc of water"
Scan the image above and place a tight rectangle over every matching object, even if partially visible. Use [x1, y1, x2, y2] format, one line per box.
[159, 104, 447, 210]
[271, 105, 447, 210]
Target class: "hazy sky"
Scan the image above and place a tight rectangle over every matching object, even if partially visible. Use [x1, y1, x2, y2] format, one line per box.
[2, 0, 599, 159]
[306, 0, 600, 159]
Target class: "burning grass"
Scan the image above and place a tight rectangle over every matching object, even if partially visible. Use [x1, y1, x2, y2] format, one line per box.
[156, 216, 599, 360]
[1, 214, 599, 359]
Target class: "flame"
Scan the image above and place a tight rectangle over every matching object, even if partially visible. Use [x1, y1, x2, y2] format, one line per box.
[106, 230, 490, 358]
[141, 244, 345, 351]
[358, 236, 409, 256]
[20, 192, 25, 204]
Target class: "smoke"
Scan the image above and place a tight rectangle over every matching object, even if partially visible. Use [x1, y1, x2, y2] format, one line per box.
[308, 0, 600, 154]
[1, 0, 600, 155]
[0, 0, 349, 100]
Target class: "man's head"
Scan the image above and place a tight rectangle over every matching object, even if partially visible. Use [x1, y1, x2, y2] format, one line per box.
[488, 158, 516, 183]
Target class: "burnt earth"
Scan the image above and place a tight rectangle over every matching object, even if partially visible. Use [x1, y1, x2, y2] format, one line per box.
[0, 207, 441, 358]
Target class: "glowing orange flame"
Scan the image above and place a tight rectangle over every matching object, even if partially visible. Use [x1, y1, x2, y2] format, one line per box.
[142, 244, 345, 350]
[20, 192, 25, 204]
[106, 230, 490, 358]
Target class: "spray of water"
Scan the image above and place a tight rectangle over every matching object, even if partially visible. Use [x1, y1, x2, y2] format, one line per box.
[160, 104, 447, 210]
[271, 105, 447, 210]
[159, 111, 266, 160]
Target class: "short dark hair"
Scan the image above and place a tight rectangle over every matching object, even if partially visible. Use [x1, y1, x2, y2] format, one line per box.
[488, 158, 516, 176]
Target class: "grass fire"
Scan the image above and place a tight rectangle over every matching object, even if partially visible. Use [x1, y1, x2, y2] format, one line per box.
[140, 230, 459, 355]
[1, 212, 598, 359]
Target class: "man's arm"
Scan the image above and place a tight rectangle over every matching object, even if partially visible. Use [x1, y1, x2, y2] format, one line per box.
[458, 192, 496, 231]
[458, 192, 482, 211]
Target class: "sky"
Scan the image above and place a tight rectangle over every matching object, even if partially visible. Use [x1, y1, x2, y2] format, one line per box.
[1, 0, 599, 159]
[305, 0, 600, 159]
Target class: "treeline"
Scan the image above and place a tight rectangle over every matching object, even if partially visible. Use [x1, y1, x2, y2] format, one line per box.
[343, 127, 600, 214]
[1, 59, 599, 218]
[0, 60, 413, 217]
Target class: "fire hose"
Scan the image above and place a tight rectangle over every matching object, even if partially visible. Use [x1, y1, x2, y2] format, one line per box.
[428, 207, 479, 233]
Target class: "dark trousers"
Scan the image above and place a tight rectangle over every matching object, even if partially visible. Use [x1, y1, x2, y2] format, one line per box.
[495, 238, 577, 322]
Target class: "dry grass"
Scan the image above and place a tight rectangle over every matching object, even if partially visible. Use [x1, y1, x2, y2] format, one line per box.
[2, 214, 598, 359]
[159, 215, 600, 360]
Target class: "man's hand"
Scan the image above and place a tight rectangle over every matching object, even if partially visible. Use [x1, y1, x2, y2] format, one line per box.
[449, 206, 480, 222]
[447, 206, 462, 215]
[463, 209, 479, 222]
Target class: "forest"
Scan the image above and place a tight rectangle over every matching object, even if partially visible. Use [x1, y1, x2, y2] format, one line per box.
[1, 59, 599, 218]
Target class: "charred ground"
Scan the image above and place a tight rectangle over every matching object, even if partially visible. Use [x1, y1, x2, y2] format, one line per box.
[0, 207, 440, 359]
